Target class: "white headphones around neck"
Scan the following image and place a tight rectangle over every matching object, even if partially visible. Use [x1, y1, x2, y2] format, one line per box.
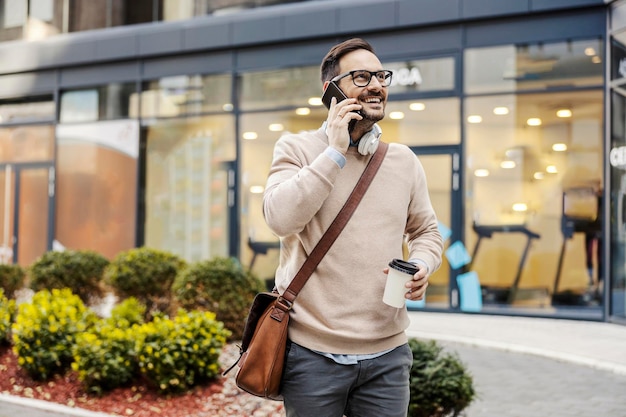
[322, 122, 382, 155]
[357, 123, 382, 155]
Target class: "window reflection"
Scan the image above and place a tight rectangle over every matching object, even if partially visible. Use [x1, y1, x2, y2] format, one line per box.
[465, 39, 604, 94]
[387, 57, 455, 94]
[0, 96, 54, 124]
[239, 67, 321, 111]
[140, 74, 232, 119]
[60, 83, 137, 123]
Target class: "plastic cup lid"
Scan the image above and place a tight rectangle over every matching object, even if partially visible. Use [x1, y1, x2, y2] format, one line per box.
[388, 258, 419, 275]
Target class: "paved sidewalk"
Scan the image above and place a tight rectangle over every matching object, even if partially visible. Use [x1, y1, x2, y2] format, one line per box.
[407, 311, 626, 417]
[406, 311, 626, 375]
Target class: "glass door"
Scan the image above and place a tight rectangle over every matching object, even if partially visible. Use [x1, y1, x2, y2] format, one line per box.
[0, 163, 54, 266]
[409, 147, 460, 309]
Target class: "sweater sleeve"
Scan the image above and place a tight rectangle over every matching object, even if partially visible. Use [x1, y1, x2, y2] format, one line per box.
[405, 151, 444, 274]
[263, 131, 342, 237]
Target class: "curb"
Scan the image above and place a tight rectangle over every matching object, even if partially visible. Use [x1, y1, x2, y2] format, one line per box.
[0, 393, 115, 417]
[406, 330, 626, 377]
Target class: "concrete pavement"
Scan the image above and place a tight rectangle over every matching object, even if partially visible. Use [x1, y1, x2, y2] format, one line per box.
[407, 311, 626, 417]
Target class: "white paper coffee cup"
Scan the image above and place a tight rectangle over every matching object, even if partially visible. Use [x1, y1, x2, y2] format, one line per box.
[383, 259, 419, 308]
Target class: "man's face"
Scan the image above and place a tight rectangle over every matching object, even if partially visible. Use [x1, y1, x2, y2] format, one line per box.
[336, 49, 387, 123]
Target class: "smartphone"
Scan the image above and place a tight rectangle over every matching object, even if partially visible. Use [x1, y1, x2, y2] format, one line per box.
[321, 81, 359, 131]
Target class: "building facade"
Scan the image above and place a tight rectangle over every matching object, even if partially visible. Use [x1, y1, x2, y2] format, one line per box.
[0, 0, 625, 324]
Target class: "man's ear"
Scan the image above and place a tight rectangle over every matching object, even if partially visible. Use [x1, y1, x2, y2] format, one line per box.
[322, 81, 329, 91]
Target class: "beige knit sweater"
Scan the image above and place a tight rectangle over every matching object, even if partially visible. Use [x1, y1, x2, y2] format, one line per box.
[263, 127, 443, 355]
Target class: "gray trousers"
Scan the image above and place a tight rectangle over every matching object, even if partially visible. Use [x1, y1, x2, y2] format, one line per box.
[281, 341, 413, 417]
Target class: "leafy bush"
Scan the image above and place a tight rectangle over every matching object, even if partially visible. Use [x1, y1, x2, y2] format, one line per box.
[29, 250, 110, 305]
[72, 321, 138, 395]
[0, 264, 25, 299]
[0, 289, 15, 345]
[105, 247, 186, 316]
[12, 288, 97, 380]
[408, 339, 476, 417]
[172, 257, 264, 340]
[135, 309, 230, 393]
[71, 298, 148, 394]
[108, 297, 146, 327]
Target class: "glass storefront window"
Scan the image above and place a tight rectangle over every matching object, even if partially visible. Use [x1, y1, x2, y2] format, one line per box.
[239, 108, 325, 281]
[382, 98, 460, 146]
[465, 39, 604, 94]
[140, 74, 232, 119]
[55, 120, 139, 259]
[144, 115, 236, 262]
[387, 57, 455, 94]
[60, 83, 137, 123]
[239, 66, 321, 111]
[0, 96, 54, 124]
[0, 124, 54, 162]
[465, 90, 603, 312]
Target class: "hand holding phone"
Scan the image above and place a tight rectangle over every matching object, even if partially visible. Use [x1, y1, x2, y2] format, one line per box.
[321, 81, 360, 132]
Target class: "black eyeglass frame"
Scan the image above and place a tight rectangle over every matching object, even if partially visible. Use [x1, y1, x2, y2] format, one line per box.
[331, 70, 394, 87]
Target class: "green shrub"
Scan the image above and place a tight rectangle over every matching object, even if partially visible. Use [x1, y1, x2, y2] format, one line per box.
[0, 289, 16, 345]
[408, 339, 476, 417]
[172, 257, 264, 340]
[105, 247, 186, 316]
[135, 309, 230, 393]
[29, 250, 110, 305]
[0, 264, 25, 299]
[12, 288, 97, 380]
[108, 297, 146, 327]
[72, 321, 138, 395]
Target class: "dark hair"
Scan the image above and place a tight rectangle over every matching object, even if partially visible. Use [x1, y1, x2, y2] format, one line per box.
[320, 38, 376, 83]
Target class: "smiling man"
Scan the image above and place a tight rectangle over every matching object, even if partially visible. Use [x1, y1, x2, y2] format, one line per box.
[262, 38, 443, 417]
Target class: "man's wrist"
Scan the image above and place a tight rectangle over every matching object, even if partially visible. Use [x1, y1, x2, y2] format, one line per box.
[324, 146, 346, 168]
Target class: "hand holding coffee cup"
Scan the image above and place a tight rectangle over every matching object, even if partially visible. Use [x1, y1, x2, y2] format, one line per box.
[383, 259, 428, 308]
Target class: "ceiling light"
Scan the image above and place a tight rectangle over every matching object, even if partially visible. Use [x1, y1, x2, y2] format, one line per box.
[295, 107, 311, 115]
[269, 123, 284, 132]
[242, 131, 258, 140]
[556, 109, 572, 118]
[527, 118, 542, 126]
[500, 160, 516, 169]
[546, 165, 558, 173]
[250, 185, 264, 194]
[222, 103, 233, 111]
[584, 47, 596, 56]
[389, 111, 405, 120]
[474, 169, 490, 177]
[493, 107, 509, 115]
[592, 56, 601, 64]
[467, 115, 482, 124]
[409, 102, 426, 111]
[533, 172, 545, 180]
[512, 203, 528, 212]
[552, 143, 567, 152]
[308, 97, 323, 106]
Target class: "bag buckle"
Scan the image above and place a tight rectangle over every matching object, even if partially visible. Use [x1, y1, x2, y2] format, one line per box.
[270, 296, 292, 322]
[276, 296, 293, 312]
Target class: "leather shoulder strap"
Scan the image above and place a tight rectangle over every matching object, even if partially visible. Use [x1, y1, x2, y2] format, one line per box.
[281, 141, 389, 304]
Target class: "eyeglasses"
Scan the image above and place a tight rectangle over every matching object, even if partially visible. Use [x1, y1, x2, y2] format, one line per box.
[331, 70, 393, 87]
